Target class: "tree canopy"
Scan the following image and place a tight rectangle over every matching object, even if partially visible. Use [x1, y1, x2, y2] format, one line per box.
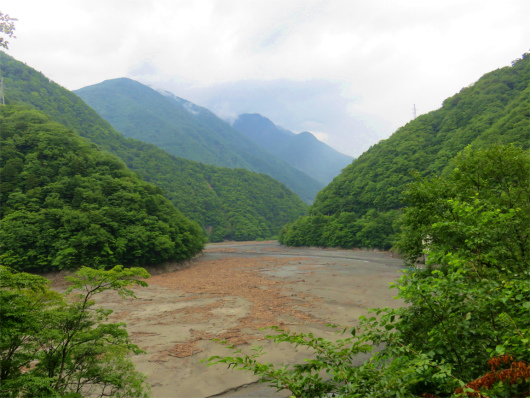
[396, 144, 530, 271]
[0, 105, 204, 272]
[0, 12, 16, 49]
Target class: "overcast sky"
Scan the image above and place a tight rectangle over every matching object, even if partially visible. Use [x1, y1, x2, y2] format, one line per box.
[2, 0, 529, 157]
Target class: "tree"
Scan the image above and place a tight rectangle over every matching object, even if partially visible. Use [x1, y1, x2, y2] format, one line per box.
[206, 145, 530, 397]
[0, 12, 16, 49]
[396, 144, 529, 272]
[0, 265, 151, 397]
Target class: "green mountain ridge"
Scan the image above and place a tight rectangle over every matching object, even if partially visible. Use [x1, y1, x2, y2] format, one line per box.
[0, 51, 307, 242]
[232, 113, 354, 185]
[74, 78, 323, 203]
[280, 53, 530, 249]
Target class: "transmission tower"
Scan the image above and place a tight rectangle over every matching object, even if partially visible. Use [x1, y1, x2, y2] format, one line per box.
[413, 104, 417, 119]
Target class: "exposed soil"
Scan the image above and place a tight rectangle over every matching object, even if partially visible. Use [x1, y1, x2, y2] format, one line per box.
[52, 241, 404, 398]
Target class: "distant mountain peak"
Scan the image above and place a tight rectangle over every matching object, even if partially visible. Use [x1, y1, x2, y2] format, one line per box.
[233, 113, 353, 185]
[297, 131, 318, 141]
[233, 113, 294, 137]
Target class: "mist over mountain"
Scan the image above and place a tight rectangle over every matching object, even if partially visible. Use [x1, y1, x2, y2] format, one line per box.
[145, 78, 387, 158]
[74, 78, 323, 203]
[233, 113, 353, 185]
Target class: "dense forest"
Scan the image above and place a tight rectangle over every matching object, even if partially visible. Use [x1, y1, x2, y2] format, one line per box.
[0, 52, 307, 242]
[0, 105, 204, 271]
[280, 53, 529, 249]
[74, 78, 323, 203]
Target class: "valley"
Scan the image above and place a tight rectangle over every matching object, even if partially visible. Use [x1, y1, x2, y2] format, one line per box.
[1, 45, 528, 398]
[48, 241, 404, 398]
[1, 7, 528, 396]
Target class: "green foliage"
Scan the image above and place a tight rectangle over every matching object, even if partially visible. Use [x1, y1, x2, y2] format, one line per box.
[0, 105, 204, 271]
[282, 53, 529, 250]
[206, 326, 375, 397]
[396, 144, 530, 269]
[0, 12, 16, 50]
[207, 145, 530, 397]
[0, 265, 151, 397]
[279, 210, 399, 250]
[0, 52, 308, 242]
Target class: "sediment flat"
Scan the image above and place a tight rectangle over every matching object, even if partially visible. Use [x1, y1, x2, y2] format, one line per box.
[55, 241, 404, 397]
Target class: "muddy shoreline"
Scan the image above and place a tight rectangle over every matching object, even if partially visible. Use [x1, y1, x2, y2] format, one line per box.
[51, 241, 404, 397]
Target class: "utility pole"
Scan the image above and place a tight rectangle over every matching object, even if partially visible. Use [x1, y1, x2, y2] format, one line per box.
[0, 64, 3, 105]
[0, 77, 4, 106]
[413, 104, 417, 119]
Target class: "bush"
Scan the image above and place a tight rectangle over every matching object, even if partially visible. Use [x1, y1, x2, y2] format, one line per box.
[0, 265, 151, 397]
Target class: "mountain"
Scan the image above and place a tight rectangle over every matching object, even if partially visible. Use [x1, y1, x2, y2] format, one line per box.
[0, 105, 204, 271]
[280, 53, 530, 249]
[0, 51, 307, 242]
[74, 79, 323, 203]
[232, 113, 353, 185]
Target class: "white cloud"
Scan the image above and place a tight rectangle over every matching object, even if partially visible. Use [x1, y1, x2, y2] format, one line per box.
[2, 0, 529, 156]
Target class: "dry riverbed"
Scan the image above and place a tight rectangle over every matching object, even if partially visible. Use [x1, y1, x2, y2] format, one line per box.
[51, 241, 405, 398]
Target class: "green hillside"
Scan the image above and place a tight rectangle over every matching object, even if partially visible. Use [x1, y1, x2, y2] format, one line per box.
[74, 79, 323, 203]
[0, 51, 307, 242]
[0, 105, 204, 271]
[280, 53, 529, 249]
[233, 113, 353, 185]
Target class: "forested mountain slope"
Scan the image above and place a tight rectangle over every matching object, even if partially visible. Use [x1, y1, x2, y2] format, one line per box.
[280, 53, 529, 249]
[0, 52, 307, 242]
[74, 78, 323, 203]
[232, 113, 353, 185]
[0, 105, 204, 271]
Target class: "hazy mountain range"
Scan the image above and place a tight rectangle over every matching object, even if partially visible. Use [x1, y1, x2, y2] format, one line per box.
[232, 113, 353, 185]
[2, 48, 527, 259]
[74, 78, 325, 203]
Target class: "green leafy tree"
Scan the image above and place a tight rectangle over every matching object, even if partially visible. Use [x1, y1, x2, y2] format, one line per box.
[207, 145, 530, 397]
[0, 265, 151, 397]
[279, 210, 399, 250]
[396, 144, 530, 271]
[0, 12, 16, 49]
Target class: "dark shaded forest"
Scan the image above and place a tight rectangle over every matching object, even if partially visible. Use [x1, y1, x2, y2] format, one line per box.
[0, 105, 204, 271]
